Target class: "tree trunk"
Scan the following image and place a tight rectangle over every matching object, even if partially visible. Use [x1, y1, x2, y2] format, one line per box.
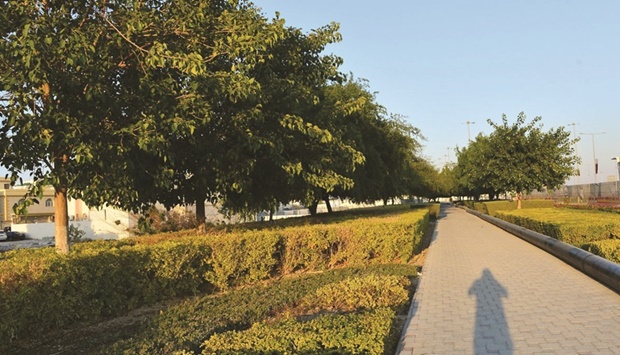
[382, 198, 388, 206]
[54, 185, 70, 254]
[308, 201, 319, 216]
[516, 192, 522, 209]
[195, 194, 206, 233]
[324, 195, 332, 213]
[269, 209, 274, 221]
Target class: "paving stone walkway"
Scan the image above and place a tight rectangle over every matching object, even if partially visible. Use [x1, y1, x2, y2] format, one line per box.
[398, 205, 620, 355]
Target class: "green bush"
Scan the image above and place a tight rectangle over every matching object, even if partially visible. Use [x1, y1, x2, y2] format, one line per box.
[427, 203, 440, 219]
[496, 208, 620, 246]
[583, 239, 620, 264]
[0, 238, 216, 345]
[0, 208, 428, 347]
[135, 206, 198, 235]
[302, 274, 410, 312]
[200, 308, 395, 355]
[108, 264, 417, 355]
[483, 199, 555, 217]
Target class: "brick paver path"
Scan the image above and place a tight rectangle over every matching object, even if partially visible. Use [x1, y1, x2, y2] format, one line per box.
[398, 205, 620, 355]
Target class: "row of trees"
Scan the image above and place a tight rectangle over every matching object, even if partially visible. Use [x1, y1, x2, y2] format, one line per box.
[1, 1, 431, 253]
[439, 112, 578, 207]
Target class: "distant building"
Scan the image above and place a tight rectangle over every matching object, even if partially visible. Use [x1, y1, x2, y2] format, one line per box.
[0, 178, 55, 227]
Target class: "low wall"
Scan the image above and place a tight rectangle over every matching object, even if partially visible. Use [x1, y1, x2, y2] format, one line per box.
[11, 220, 130, 240]
[465, 208, 620, 294]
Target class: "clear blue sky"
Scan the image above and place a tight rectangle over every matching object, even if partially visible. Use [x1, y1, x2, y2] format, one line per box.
[257, 0, 620, 185]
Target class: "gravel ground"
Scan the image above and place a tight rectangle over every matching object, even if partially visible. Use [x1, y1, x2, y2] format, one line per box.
[0, 238, 55, 252]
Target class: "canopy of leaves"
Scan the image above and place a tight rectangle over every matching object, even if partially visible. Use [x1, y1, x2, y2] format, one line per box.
[1, 0, 430, 237]
[454, 112, 578, 199]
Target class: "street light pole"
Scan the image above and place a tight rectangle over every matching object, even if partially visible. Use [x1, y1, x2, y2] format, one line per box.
[580, 132, 605, 184]
[568, 123, 580, 184]
[464, 121, 475, 142]
[613, 157, 620, 182]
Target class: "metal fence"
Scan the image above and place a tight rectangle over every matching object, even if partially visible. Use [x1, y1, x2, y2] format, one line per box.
[529, 181, 620, 202]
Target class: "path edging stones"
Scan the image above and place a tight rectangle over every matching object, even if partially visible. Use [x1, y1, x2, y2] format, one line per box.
[464, 207, 620, 294]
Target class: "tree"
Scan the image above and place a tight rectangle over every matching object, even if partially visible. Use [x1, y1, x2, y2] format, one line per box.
[214, 22, 354, 219]
[300, 79, 424, 211]
[114, 2, 290, 228]
[454, 136, 500, 200]
[0, 0, 285, 252]
[455, 112, 578, 207]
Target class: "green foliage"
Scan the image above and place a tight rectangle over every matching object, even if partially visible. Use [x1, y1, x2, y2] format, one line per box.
[108, 264, 416, 355]
[483, 199, 555, 217]
[423, 203, 441, 220]
[0, 208, 427, 347]
[204, 231, 283, 290]
[461, 199, 555, 216]
[135, 207, 198, 235]
[200, 308, 395, 355]
[0, 0, 292, 249]
[279, 209, 428, 273]
[454, 112, 578, 200]
[583, 239, 620, 264]
[301, 274, 410, 312]
[68, 224, 87, 242]
[495, 208, 620, 247]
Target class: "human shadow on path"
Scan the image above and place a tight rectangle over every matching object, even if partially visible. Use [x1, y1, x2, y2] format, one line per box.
[468, 269, 513, 355]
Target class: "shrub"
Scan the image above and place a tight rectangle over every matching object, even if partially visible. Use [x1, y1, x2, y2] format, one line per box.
[135, 206, 198, 235]
[496, 208, 620, 246]
[427, 203, 440, 220]
[301, 274, 410, 312]
[483, 199, 555, 217]
[0, 208, 428, 347]
[583, 239, 620, 264]
[107, 264, 417, 355]
[200, 308, 395, 355]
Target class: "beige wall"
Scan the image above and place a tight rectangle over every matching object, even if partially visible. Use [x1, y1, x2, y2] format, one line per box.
[0, 180, 55, 225]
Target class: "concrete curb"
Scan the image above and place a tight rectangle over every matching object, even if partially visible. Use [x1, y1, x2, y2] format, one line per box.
[464, 207, 620, 294]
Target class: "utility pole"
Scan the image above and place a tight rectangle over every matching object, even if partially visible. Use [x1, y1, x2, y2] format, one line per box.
[463, 121, 475, 142]
[580, 132, 606, 184]
[568, 123, 580, 184]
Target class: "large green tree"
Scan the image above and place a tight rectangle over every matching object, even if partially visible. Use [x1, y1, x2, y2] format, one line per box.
[308, 80, 424, 209]
[0, 0, 284, 252]
[455, 112, 578, 207]
[210, 22, 354, 219]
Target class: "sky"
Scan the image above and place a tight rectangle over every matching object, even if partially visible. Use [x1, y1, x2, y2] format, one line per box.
[257, 0, 620, 185]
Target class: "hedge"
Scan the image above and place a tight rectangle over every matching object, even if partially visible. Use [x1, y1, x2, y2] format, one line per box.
[459, 199, 555, 216]
[108, 264, 416, 355]
[495, 208, 620, 246]
[582, 239, 620, 264]
[201, 308, 395, 355]
[0, 207, 428, 347]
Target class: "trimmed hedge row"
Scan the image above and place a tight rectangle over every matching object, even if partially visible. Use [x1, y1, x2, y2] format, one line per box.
[495, 208, 620, 246]
[583, 239, 620, 264]
[463, 199, 555, 216]
[0, 207, 428, 347]
[108, 264, 416, 355]
[201, 308, 395, 355]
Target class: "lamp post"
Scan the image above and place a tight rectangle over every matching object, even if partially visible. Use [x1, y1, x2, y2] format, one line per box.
[463, 121, 475, 142]
[580, 132, 605, 184]
[568, 123, 580, 184]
